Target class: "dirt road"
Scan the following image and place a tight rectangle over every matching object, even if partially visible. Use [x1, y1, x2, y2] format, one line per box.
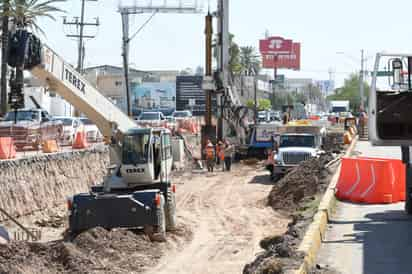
[0, 162, 288, 274]
[148, 164, 289, 274]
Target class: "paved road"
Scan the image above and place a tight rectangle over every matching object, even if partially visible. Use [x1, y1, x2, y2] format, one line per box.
[317, 141, 412, 274]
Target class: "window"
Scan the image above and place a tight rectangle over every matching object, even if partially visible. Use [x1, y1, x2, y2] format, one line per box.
[122, 133, 151, 165]
[161, 134, 172, 160]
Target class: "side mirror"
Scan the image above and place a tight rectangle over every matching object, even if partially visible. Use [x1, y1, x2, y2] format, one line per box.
[392, 58, 403, 85]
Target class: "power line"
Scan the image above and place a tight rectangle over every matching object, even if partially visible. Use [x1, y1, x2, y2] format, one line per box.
[63, 0, 99, 74]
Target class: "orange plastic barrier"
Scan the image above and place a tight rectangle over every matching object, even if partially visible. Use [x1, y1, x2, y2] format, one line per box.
[42, 140, 59, 153]
[0, 137, 16, 159]
[336, 157, 405, 204]
[72, 131, 89, 149]
[357, 157, 405, 202]
[309, 115, 320, 120]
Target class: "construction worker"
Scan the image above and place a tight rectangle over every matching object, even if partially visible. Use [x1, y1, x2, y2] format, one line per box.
[282, 108, 290, 125]
[204, 140, 216, 172]
[223, 139, 235, 171]
[217, 140, 225, 170]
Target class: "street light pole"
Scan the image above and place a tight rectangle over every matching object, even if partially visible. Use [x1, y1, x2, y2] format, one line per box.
[360, 49, 365, 110]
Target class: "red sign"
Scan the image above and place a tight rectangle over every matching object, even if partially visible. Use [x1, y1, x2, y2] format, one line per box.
[259, 36, 293, 55]
[262, 42, 301, 71]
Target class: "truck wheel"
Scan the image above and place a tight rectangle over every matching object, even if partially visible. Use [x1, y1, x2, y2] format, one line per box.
[165, 190, 176, 231]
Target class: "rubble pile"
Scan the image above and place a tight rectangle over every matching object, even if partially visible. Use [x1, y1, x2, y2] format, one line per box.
[0, 226, 190, 274]
[268, 153, 335, 213]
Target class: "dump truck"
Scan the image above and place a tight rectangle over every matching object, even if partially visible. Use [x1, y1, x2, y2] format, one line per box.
[265, 124, 326, 180]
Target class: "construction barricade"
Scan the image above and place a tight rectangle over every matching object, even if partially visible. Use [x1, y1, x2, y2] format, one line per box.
[72, 131, 89, 149]
[0, 137, 16, 159]
[335, 157, 405, 204]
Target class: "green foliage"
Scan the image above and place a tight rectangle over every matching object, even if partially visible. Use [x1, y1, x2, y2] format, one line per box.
[246, 98, 272, 111]
[328, 73, 369, 111]
[214, 34, 261, 77]
[246, 99, 255, 109]
[239, 46, 260, 76]
[4, 0, 66, 34]
[258, 98, 271, 110]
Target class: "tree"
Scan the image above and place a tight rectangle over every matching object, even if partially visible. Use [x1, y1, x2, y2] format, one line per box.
[0, 0, 65, 114]
[214, 33, 242, 77]
[246, 98, 271, 111]
[328, 73, 369, 112]
[8, 0, 65, 33]
[1, 0, 10, 115]
[258, 98, 271, 110]
[239, 46, 260, 76]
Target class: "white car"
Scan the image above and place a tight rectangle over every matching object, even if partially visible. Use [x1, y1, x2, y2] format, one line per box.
[172, 110, 192, 120]
[137, 112, 166, 127]
[79, 117, 103, 142]
[53, 116, 82, 145]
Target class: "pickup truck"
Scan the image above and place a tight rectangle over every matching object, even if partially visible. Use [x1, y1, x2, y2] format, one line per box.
[0, 109, 63, 150]
[265, 125, 326, 180]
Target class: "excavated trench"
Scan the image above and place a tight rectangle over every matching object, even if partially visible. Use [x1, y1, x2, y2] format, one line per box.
[0, 139, 344, 274]
[243, 151, 343, 274]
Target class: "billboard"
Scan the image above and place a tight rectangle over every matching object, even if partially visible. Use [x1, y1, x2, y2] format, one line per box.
[131, 82, 176, 109]
[259, 36, 293, 55]
[262, 42, 301, 70]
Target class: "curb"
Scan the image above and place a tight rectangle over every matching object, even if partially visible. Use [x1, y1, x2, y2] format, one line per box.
[295, 136, 359, 274]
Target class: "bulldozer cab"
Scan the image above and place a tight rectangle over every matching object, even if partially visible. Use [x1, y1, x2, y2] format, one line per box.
[369, 53, 412, 145]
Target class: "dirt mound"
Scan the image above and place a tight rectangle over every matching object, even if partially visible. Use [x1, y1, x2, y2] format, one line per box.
[268, 154, 334, 213]
[0, 225, 190, 274]
[243, 217, 305, 274]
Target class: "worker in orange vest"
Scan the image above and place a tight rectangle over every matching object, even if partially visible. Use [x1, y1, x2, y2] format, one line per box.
[216, 140, 225, 170]
[204, 140, 216, 172]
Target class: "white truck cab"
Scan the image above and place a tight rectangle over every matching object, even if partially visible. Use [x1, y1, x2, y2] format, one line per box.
[266, 126, 325, 180]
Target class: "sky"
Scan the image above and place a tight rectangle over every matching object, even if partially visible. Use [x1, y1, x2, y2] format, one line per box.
[36, 0, 412, 88]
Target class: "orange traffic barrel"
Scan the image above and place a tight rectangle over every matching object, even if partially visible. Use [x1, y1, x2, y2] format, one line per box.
[0, 137, 16, 159]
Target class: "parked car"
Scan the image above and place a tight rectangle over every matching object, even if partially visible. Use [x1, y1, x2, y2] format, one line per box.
[53, 116, 82, 145]
[79, 117, 103, 142]
[0, 109, 63, 150]
[172, 110, 192, 119]
[138, 112, 165, 121]
[137, 111, 166, 127]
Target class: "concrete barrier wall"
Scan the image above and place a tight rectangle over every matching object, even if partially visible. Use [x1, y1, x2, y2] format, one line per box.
[0, 147, 109, 221]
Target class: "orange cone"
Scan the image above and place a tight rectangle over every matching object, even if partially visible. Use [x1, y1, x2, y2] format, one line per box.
[0, 137, 16, 159]
[72, 131, 89, 149]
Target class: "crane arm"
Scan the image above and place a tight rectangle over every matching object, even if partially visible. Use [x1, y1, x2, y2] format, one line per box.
[29, 44, 136, 137]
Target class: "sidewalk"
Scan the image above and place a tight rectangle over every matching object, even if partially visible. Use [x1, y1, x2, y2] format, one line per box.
[316, 141, 412, 274]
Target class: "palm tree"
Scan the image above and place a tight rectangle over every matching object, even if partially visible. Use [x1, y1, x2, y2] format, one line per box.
[0, 0, 65, 114]
[9, 0, 65, 33]
[1, 0, 10, 115]
[239, 46, 261, 76]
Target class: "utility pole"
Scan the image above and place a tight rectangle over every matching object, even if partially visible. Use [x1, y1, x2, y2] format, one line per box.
[216, 0, 229, 140]
[360, 49, 365, 110]
[63, 0, 99, 74]
[118, 1, 201, 117]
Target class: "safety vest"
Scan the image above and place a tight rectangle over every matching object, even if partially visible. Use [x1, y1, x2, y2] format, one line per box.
[205, 146, 215, 159]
